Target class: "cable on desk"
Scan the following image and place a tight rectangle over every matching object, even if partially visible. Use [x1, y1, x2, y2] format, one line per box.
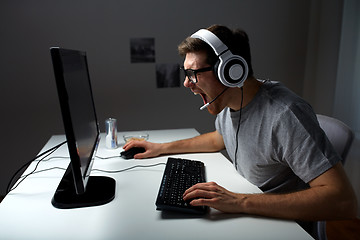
[92, 162, 166, 173]
[39, 155, 121, 162]
[6, 141, 67, 194]
[20, 167, 68, 175]
[6, 143, 165, 194]
[37, 156, 69, 162]
[95, 155, 122, 160]
[16, 163, 166, 178]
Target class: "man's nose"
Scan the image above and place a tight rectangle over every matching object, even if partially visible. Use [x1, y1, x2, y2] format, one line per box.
[183, 77, 194, 88]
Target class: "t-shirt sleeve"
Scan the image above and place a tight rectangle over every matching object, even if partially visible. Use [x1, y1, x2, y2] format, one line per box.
[271, 102, 341, 183]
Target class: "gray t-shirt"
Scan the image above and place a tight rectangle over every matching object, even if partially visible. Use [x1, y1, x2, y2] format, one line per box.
[215, 80, 340, 193]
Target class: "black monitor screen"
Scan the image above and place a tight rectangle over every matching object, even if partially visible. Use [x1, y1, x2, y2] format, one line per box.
[61, 51, 98, 183]
[50, 47, 115, 209]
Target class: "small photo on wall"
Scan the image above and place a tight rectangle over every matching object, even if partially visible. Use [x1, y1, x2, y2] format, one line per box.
[156, 63, 180, 88]
[130, 38, 155, 63]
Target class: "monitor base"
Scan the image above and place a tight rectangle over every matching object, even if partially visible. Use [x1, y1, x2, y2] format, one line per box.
[52, 173, 116, 209]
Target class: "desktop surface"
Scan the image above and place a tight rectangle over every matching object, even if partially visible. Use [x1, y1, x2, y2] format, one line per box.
[0, 129, 313, 240]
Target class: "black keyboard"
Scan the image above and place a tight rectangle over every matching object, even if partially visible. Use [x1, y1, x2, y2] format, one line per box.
[156, 157, 208, 214]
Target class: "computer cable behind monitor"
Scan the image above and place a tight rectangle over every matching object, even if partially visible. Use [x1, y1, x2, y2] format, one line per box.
[6, 140, 67, 194]
[7, 150, 166, 194]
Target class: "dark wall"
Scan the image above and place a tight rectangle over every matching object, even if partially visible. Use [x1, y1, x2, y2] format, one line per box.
[0, 0, 312, 195]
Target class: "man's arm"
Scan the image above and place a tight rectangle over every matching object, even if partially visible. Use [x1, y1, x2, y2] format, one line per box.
[122, 130, 225, 159]
[183, 162, 358, 221]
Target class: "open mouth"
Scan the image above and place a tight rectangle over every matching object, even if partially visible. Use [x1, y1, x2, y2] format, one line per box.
[193, 91, 208, 105]
[193, 90, 210, 106]
[200, 93, 208, 104]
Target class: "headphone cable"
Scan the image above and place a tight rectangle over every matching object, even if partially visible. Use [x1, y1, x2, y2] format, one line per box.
[234, 87, 244, 170]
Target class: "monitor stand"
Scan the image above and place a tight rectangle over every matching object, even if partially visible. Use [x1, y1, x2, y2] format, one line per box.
[52, 165, 116, 209]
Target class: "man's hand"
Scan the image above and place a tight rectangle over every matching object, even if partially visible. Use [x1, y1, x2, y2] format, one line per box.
[183, 182, 245, 213]
[122, 140, 163, 159]
[183, 163, 358, 221]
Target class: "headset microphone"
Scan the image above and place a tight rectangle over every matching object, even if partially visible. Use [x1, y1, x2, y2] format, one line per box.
[199, 103, 210, 111]
[199, 87, 228, 110]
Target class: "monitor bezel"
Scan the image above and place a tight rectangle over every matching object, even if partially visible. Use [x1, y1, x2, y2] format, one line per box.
[50, 47, 99, 195]
[50, 47, 115, 209]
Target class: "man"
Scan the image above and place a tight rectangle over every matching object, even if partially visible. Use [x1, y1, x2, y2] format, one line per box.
[123, 25, 357, 236]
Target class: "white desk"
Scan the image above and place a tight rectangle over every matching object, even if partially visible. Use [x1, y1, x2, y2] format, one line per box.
[0, 128, 313, 240]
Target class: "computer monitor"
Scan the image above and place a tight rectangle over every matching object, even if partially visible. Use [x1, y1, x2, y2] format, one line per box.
[50, 47, 115, 209]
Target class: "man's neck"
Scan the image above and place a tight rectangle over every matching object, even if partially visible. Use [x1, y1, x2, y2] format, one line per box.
[227, 77, 262, 111]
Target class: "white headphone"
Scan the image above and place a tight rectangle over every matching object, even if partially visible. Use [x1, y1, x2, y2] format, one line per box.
[191, 29, 249, 88]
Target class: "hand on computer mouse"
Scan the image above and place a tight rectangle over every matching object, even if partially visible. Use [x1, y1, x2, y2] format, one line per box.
[122, 140, 162, 159]
[120, 147, 145, 159]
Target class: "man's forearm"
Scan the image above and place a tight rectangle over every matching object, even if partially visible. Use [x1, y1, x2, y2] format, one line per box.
[159, 131, 225, 155]
[241, 185, 356, 221]
[237, 163, 357, 220]
[185, 163, 357, 221]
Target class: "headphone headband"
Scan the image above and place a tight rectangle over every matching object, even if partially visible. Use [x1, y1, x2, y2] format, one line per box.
[191, 29, 228, 56]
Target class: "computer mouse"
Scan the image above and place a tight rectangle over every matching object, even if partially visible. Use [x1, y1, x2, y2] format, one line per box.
[120, 147, 145, 159]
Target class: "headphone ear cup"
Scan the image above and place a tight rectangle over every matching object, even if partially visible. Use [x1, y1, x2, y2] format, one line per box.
[218, 54, 248, 88]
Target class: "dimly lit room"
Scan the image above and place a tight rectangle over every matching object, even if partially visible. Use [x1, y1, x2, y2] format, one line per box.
[0, 0, 359, 239]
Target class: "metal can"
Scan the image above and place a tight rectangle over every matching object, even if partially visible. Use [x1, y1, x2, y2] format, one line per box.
[105, 118, 118, 149]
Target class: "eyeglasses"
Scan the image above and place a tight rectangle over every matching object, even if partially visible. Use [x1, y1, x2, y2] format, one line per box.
[180, 66, 213, 84]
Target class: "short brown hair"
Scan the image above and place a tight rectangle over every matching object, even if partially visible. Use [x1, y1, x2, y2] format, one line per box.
[178, 24, 253, 77]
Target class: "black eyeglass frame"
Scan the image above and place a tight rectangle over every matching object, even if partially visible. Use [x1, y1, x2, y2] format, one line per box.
[180, 66, 213, 84]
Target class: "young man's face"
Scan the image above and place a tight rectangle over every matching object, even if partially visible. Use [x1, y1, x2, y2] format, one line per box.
[183, 51, 227, 115]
